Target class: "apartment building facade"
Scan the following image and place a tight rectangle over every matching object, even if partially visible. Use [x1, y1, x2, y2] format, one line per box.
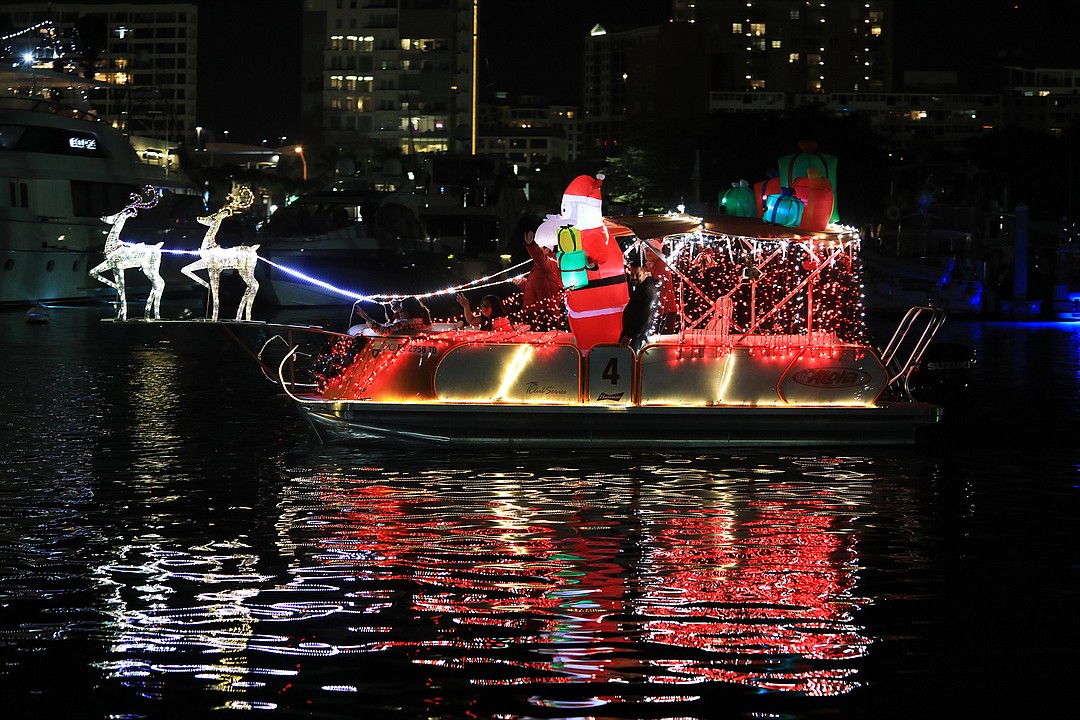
[301, 0, 474, 156]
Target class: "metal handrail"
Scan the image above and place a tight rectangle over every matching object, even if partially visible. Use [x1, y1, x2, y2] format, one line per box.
[880, 305, 948, 398]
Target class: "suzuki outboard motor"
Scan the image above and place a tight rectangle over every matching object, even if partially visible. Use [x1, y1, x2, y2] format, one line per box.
[907, 342, 976, 408]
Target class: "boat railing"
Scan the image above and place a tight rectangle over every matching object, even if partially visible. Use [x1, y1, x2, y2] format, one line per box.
[0, 95, 99, 121]
[276, 344, 314, 404]
[212, 321, 338, 394]
[880, 305, 948, 399]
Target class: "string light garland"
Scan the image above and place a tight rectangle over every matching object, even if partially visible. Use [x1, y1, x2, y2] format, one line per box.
[307, 223, 871, 398]
[87, 184, 870, 372]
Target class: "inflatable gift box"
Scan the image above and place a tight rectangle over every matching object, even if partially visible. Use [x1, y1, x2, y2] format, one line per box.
[754, 171, 782, 218]
[721, 179, 757, 217]
[556, 224, 588, 289]
[778, 140, 839, 223]
[763, 187, 804, 228]
[793, 166, 835, 231]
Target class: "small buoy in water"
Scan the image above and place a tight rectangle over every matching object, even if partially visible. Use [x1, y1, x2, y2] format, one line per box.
[25, 305, 50, 324]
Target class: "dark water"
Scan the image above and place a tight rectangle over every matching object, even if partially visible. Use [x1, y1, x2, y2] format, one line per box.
[1, 302, 1076, 719]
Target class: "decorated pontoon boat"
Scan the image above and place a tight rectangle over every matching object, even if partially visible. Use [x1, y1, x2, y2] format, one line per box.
[249, 209, 945, 448]
[93, 155, 950, 448]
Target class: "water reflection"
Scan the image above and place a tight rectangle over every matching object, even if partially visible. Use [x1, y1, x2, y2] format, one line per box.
[4, 309, 1078, 716]
[87, 452, 897, 714]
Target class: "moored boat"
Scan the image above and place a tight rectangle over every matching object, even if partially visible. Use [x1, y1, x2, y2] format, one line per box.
[0, 94, 171, 306]
[253, 182, 446, 307]
[253, 153, 527, 308]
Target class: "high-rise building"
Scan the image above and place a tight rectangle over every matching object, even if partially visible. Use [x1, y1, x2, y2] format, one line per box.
[582, 1, 895, 156]
[1, 2, 197, 148]
[301, 0, 475, 156]
[672, 0, 893, 95]
[476, 99, 581, 171]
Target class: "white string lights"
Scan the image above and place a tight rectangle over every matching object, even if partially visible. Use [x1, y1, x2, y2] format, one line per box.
[89, 185, 166, 321]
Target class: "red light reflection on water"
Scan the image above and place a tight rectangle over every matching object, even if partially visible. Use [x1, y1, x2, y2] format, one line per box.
[637, 497, 868, 694]
[313, 480, 869, 697]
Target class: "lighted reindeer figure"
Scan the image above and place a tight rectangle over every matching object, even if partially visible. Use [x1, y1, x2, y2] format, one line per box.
[180, 185, 260, 321]
[89, 185, 165, 321]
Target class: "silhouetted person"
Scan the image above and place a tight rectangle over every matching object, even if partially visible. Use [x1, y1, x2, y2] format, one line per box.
[619, 258, 660, 352]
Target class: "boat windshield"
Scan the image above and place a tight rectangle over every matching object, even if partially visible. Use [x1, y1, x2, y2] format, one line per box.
[0, 123, 105, 157]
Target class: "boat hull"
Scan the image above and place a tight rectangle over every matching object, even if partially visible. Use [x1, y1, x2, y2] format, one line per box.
[297, 399, 942, 448]
[0, 100, 180, 306]
[0, 245, 106, 305]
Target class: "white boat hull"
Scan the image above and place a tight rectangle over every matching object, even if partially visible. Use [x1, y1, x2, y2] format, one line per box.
[0, 99, 174, 306]
[0, 245, 106, 305]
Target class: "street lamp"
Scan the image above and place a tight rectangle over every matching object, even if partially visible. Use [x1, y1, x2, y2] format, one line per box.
[195, 125, 203, 151]
[295, 146, 307, 182]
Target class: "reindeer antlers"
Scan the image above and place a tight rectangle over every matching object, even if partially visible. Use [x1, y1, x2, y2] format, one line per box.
[114, 184, 161, 216]
[133, 184, 161, 210]
[223, 185, 255, 214]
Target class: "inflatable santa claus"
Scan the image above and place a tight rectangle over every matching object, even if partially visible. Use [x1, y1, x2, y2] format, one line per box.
[555, 173, 628, 349]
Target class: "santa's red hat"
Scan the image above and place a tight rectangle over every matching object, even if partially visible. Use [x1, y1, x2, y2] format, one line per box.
[563, 173, 605, 208]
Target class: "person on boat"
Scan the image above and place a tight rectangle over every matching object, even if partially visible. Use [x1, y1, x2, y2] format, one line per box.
[457, 293, 510, 331]
[515, 228, 562, 308]
[644, 239, 679, 334]
[360, 296, 432, 336]
[619, 256, 661, 352]
[550, 173, 629, 350]
[511, 226, 564, 331]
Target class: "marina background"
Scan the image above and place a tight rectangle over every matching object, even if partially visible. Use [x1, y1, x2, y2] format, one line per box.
[0, 303, 1076, 717]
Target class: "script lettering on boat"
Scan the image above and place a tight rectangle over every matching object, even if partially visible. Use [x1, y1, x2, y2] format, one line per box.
[524, 382, 569, 396]
[790, 368, 872, 389]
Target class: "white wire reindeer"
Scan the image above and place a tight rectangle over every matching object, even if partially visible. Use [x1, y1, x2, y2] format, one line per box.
[89, 185, 164, 321]
[180, 185, 260, 321]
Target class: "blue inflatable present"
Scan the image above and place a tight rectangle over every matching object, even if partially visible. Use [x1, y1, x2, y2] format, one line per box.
[763, 187, 804, 228]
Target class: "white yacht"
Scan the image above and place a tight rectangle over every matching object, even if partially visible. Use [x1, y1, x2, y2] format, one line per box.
[0, 92, 165, 306]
